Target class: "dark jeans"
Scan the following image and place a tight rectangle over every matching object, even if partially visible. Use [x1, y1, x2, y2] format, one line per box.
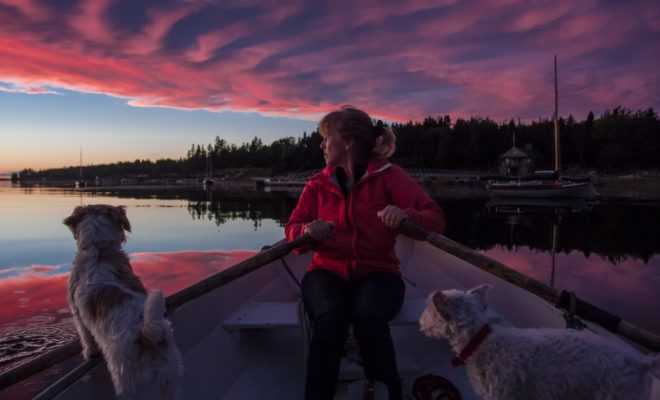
[301, 269, 405, 400]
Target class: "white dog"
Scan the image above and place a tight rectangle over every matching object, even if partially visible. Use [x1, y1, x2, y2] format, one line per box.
[64, 205, 183, 399]
[419, 284, 659, 400]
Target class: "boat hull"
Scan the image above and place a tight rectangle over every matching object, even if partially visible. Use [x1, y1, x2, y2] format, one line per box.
[486, 180, 594, 198]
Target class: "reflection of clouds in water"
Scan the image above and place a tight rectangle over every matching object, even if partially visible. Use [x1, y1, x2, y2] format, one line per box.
[0, 249, 256, 371]
[0, 267, 26, 276]
[0, 264, 69, 278]
[18, 298, 30, 308]
[484, 247, 660, 334]
[131, 250, 256, 294]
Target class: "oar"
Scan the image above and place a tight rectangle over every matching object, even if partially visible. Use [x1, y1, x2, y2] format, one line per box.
[1, 234, 314, 396]
[166, 234, 314, 311]
[398, 219, 660, 352]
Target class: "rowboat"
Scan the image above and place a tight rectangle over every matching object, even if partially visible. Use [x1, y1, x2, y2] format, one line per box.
[1, 222, 658, 399]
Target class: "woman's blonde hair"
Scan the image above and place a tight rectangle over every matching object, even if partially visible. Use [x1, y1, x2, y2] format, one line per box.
[319, 105, 396, 164]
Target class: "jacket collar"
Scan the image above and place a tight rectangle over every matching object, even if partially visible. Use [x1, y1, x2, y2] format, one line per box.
[321, 158, 391, 182]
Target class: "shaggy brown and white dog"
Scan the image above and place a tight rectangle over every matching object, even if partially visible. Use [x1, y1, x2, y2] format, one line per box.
[64, 205, 183, 399]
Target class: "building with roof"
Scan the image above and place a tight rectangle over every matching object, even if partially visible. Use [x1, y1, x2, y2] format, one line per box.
[498, 132, 535, 177]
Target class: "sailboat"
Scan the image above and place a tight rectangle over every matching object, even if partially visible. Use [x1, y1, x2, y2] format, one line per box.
[75, 146, 86, 189]
[487, 57, 594, 199]
[203, 155, 215, 188]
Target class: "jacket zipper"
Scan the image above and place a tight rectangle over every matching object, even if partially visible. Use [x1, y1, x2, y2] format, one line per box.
[326, 165, 389, 278]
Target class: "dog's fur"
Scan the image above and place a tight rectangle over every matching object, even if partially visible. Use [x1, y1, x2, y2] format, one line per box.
[419, 284, 659, 400]
[64, 205, 183, 399]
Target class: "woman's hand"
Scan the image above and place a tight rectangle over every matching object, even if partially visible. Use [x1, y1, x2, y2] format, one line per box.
[304, 219, 335, 242]
[378, 205, 409, 228]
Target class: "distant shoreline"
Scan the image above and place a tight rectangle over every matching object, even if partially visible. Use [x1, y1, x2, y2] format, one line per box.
[9, 174, 660, 202]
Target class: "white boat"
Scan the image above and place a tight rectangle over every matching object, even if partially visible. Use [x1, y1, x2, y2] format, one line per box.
[3, 222, 657, 399]
[486, 179, 594, 198]
[485, 197, 591, 213]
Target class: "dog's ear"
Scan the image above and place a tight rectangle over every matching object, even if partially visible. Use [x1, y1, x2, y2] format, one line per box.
[110, 205, 131, 233]
[431, 291, 452, 321]
[63, 206, 86, 237]
[467, 284, 492, 307]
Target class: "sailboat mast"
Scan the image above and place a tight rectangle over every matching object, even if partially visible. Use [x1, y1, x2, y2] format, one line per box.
[79, 146, 83, 180]
[554, 55, 561, 175]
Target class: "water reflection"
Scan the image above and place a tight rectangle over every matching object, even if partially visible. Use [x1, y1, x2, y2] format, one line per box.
[444, 197, 660, 334]
[483, 245, 660, 334]
[484, 198, 589, 286]
[442, 199, 660, 265]
[54, 186, 301, 230]
[2, 184, 659, 377]
[188, 188, 299, 229]
[0, 249, 256, 373]
[71, 186, 660, 265]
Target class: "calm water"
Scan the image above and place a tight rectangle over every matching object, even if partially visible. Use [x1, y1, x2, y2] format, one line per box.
[1, 181, 659, 391]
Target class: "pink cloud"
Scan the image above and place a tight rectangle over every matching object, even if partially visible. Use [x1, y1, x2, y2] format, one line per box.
[127, 2, 208, 56]
[69, 0, 114, 44]
[0, 0, 657, 122]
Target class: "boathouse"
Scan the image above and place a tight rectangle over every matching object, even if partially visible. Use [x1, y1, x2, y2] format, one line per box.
[498, 145, 534, 177]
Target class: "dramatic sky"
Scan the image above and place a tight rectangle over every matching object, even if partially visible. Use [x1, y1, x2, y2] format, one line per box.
[1, 0, 658, 173]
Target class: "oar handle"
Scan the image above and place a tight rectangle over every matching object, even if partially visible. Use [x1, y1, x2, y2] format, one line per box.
[278, 234, 316, 255]
[398, 219, 660, 352]
[398, 218, 432, 241]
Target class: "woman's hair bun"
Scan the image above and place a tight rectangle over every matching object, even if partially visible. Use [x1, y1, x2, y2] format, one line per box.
[373, 120, 385, 137]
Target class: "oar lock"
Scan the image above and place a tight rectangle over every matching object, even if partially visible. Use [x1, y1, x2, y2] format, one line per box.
[556, 290, 587, 330]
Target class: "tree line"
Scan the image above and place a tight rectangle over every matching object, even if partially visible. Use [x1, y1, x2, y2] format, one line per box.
[15, 106, 659, 182]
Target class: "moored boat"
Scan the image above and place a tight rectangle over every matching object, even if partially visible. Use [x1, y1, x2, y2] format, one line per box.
[486, 179, 594, 198]
[2, 223, 658, 399]
[487, 57, 596, 200]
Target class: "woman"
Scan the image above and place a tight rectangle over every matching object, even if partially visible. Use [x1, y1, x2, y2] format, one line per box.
[285, 106, 446, 399]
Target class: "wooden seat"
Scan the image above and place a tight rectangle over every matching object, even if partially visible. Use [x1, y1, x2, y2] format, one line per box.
[222, 298, 505, 332]
[222, 302, 300, 331]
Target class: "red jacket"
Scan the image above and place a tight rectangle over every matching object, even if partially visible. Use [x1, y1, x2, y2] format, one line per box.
[285, 159, 446, 280]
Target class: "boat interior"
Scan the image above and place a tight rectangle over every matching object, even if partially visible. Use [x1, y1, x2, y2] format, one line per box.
[50, 238, 576, 399]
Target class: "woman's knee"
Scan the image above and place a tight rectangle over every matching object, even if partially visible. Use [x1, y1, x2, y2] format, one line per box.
[352, 273, 405, 318]
[302, 269, 350, 320]
[351, 313, 391, 340]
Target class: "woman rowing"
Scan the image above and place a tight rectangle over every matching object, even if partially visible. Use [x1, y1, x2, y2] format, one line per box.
[285, 105, 446, 399]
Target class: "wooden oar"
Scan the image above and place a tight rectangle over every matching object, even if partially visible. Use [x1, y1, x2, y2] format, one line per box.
[166, 234, 313, 311]
[0, 234, 314, 395]
[398, 219, 660, 352]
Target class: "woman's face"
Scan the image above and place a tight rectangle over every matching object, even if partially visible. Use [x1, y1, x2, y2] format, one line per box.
[320, 129, 350, 167]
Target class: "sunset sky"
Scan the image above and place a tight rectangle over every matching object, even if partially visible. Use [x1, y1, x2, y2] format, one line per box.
[1, 0, 658, 173]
